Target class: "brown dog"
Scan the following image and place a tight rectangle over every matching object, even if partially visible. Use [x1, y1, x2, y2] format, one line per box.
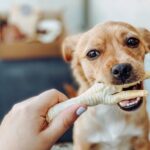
[62, 21, 150, 150]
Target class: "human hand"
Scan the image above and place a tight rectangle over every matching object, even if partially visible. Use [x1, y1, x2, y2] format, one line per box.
[0, 89, 87, 150]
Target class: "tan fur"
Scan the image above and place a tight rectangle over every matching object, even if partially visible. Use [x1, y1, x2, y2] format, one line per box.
[62, 21, 150, 150]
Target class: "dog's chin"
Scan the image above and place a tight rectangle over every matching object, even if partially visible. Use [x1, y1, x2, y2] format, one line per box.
[117, 81, 143, 112]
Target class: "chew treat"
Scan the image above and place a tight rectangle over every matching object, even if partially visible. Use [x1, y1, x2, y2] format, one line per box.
[47, 71, 150, 121]
[145, 71, 150, 79]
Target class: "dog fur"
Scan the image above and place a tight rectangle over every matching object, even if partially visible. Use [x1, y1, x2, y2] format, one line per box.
[62, 21, 150, 150]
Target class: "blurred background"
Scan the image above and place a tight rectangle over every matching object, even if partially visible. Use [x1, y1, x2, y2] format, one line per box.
[0, 0, 150, 144]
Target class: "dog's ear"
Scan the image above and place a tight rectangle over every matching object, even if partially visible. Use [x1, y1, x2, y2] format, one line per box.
[139, 28, 150, 53]
[62, 34, 81, 62]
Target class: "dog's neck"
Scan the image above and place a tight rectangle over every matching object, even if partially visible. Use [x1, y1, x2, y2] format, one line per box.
[85, 104, 144, 147]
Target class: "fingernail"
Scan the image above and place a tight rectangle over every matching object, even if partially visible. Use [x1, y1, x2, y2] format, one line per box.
[76, 107, 86, 116]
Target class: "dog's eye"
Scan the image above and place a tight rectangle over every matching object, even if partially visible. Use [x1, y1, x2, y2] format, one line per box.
[126, 37, 140, 48]
[87, 49, 100, 60]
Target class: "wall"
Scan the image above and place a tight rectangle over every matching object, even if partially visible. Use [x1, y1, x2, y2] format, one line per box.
[89, 0, 150, 29]
[0, 0, 85, 33]
[1, 0, 150, 33]
[145, 54, 150, 113]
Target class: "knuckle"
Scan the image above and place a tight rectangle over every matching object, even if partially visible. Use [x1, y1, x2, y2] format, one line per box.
[11, 102, 31, 114]
[50, 89, 59, 94]
[12, 103, 21, 111]
[50, 89, 66, 99]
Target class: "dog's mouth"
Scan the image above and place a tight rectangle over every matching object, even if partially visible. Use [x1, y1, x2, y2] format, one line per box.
[117, 82, 143, 111]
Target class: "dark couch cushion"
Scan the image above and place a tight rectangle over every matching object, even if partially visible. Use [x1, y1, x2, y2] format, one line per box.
[0, 57, 75, 142]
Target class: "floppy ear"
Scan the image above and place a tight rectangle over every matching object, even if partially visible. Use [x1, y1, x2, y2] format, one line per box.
[62, 34, 81, 62]
[139, 28, 150, 53]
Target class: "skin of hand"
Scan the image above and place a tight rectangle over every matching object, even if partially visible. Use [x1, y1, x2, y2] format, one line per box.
[0, 89, 87, 150]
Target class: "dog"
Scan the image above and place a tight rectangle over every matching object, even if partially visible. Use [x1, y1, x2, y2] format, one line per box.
[62, 21, 150, 150]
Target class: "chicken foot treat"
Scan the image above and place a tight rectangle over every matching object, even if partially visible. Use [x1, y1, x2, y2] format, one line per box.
[47, 71, 150, 121]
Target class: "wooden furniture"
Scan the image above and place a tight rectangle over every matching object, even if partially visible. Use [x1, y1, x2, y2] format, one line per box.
[0, 40, 62, 60]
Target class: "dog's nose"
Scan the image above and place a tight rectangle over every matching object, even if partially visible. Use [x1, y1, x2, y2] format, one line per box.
[111, 63, 133, 82]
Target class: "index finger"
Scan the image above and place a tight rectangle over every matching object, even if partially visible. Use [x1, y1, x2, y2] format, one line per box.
[32, 89, 68, 114]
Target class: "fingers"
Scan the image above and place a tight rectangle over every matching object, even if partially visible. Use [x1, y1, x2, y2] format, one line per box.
[32, 89, 68, 114]
[38, 89, 68, 106]
[110, 90, 148, 104]
[41, 104, 87, 144]
[47, 97, 79, 121]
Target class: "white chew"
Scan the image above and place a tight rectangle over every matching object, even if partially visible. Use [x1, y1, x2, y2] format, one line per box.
[47, 71, 150, 122]
[145, 71, 150, 79]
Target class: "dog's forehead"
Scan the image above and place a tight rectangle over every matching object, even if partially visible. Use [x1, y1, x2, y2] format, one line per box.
[76, 22, 140, 50]
[90, 22, 139, 38]
[77, 22, 140, 50]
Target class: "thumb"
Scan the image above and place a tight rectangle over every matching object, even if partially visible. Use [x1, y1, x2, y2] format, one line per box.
[42, 104, 87, 144]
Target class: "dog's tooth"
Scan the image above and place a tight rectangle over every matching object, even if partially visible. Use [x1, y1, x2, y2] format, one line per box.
[121, 97, 141, 108]
[136, 97, 140, 101]
[127, 101, 136, 106]
[120, 98, 141, 108]
[119, 103, 125, 107]
[130, 102, 134, 105]
[126, 103, 130, 107]
[134, 99, 139, 104]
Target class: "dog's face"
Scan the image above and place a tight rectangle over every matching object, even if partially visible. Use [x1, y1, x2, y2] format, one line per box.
[63, 21, 150, 111]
